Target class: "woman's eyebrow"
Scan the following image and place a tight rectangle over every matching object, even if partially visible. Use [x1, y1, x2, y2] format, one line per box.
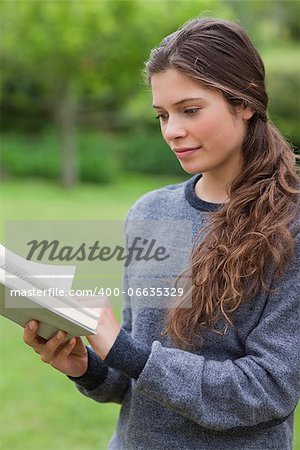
[152, 97, 205, 109]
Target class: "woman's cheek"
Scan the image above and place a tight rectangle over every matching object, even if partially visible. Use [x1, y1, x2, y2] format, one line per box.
[195, 114, 220, 138]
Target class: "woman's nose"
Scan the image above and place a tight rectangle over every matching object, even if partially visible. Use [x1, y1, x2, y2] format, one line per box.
[163, 117, 187, 142]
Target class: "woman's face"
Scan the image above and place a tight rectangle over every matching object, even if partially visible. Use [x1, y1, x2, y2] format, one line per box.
[151, 68, 252, 176]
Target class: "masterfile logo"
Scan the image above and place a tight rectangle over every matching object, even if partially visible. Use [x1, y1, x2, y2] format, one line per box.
[26, 238, 170, 267]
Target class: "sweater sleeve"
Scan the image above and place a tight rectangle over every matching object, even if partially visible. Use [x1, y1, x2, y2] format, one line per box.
[107, 232, 300, 430]
[68, 301, 132, 404]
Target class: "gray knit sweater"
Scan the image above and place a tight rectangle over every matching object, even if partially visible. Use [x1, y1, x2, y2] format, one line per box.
[69, 174, 300, 450]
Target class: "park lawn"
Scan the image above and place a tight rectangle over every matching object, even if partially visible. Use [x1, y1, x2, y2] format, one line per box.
[1, 175, 299, 450]
[0, 174, 183, 450]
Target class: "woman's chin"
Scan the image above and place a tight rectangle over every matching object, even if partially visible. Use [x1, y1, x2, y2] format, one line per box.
[178, 161, 205, 175]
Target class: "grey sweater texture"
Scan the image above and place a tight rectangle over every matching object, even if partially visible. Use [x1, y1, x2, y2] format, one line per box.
[69, 174, 300, 450]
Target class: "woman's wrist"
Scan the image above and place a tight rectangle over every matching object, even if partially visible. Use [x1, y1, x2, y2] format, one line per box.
[67, 346, 109, 390]
[104, 328, 151, 379]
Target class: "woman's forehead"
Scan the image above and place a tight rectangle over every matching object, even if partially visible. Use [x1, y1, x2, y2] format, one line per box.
[151, 69, 218, 108]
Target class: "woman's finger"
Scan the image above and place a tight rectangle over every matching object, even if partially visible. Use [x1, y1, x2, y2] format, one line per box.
[50, 338, 76, 366]
[39, 330, 67, 363]
[23, 320, 46, 354]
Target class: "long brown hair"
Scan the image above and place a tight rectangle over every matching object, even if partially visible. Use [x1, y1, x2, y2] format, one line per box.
[144, 17, 300, 349]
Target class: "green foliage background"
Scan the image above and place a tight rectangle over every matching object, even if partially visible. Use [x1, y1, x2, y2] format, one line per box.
[1, 0, 299, 184]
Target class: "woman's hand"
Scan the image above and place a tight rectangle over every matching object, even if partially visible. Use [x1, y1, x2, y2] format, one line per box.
[23, 321, 88, 378]
[86, 298, 121, 360]
[23, 297, 120, 375]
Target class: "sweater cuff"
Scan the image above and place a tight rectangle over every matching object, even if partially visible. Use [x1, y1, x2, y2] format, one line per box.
[67, 346, 108, 390]
[104, 328, 151, 379]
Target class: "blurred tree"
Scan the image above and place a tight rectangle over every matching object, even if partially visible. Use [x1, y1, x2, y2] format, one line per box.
[224, 0, 300, 44]
[0, 0, 227, 186]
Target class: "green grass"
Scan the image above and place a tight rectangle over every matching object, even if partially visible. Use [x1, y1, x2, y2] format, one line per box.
[0, 174, 183, 450]
[1, 175, 299, 449]
[0, 321, 119, 450]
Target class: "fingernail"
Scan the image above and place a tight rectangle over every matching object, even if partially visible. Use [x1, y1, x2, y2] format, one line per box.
[29, 321, 35, 330]
[57, 331, 64, 339]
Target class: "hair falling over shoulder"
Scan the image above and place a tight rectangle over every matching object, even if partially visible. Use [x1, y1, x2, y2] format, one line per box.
[145, 17, 300, 349]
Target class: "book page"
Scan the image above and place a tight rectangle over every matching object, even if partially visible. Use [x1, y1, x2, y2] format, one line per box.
[0, 244, 104, 320]
[0, 244, 76, 292]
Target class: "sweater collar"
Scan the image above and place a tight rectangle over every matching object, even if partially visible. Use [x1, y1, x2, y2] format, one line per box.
[184, 174, 222, 212]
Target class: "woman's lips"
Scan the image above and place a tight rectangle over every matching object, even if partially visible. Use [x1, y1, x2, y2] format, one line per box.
[173, 147, 202, 159]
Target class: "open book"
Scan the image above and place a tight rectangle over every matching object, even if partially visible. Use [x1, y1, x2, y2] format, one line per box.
[0, 244, 99, 340]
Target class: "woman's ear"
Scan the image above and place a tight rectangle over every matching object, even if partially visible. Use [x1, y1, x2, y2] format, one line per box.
[241, 107, 255, 121]
[234, 101, 255, 121]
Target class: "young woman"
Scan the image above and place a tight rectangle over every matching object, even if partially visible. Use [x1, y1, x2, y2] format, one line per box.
[24, 18, 300, 449]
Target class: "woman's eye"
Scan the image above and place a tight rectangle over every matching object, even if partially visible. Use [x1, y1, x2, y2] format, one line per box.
[184, 108, 200, 115]
[155, 108, 200, 122]
[155, 113, 168, 122]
